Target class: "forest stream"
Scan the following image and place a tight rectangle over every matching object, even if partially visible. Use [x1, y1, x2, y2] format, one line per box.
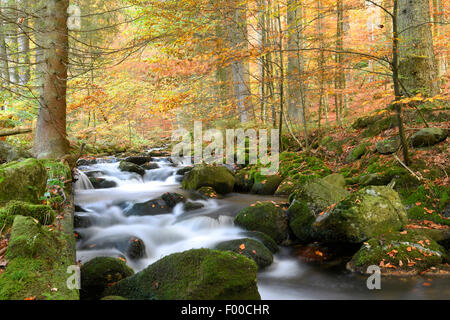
[74, 155, 450, 300]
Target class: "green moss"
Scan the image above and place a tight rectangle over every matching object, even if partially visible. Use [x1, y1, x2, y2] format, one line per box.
[251, 174, 283, 195]
[348, 230, 447, 274]
[0, 216, 79, 300]
[215, 238, 273, 269]
[0, 158, 48, 204]
[105, 249, 260, 300]
[240, 231, 279, 253]
[288, 200, 316, 242]
[81, 257, 134, 300]
[182, 164, 235, 194]
[0, 201, 55, 230]
[234, 202, 288, 244]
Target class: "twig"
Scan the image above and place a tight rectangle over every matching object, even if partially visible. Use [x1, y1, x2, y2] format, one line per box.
[393, 154, 422, 181]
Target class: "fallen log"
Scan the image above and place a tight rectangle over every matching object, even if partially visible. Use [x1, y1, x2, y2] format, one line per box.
[0, 127, 32, 137]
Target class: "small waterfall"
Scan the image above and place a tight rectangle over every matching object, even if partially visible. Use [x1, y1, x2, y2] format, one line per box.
[74, 169, 94, 190]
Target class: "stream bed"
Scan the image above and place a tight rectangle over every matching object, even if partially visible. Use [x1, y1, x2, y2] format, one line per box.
[74, 157, 450, 300]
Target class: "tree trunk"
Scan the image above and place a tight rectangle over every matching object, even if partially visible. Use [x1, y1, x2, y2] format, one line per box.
[0, 3, 11, 94]
[33, 0, 70, 159]
[398, 0, 439, 96]
[17, 0, 30, 85]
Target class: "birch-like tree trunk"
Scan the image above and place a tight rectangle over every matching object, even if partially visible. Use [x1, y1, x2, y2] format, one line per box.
[17, 0, 30, 85]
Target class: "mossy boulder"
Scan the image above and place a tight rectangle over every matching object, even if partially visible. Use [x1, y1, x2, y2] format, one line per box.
[274, 177, 297, 196]
[81, 257, 134, 300]
[251, 175, 283, 195]
[0, 141, 31, 163]
[411, 128, 447, 148]
[89, 177, 117, 189]
[215, 238, 273, 270]
[376, 136, 401, 155]
[0, 215, 78, 300]
[321, 173, 346, 189]
[126, 199, 169, 216]
[313, 186, 408, 243]
[361, 115, 397, 137]
[197, 186, 219, 199]
[0, 158, 48, 204]
[234, 202, 288, 244]
[119, 161, 145, 176]
[101, 296, 127, 300]
[347, 230, 448, 275]
[359, 173, 393, 187]
[124, 156, 153, 166]
[161, 192, 186, 208]
[288, 178, 349, 242]
[182, 164, 235, 194]
[105, 248, 260, 300]
[240, 231, 279, 253]
[346, 143, 369, 162]
[0, 200, 55, 229]
[234, 170, 254, 192]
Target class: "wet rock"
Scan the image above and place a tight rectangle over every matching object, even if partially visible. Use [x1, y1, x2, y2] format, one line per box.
[251, 175, 283, 195]
[126, 199, 169, 216]
[176, 166, 193, 176]
[241, 231, 279, 253]
[359, 173, 393, 186]
[313, 186, 408, 243]
[197, 186, 219, 199]
[74, 214, 92, 229]
[161, 192, 186, 208]
[80, 257, 134, 300]
[182, 164, 235, 194]
[89, 177, 117, 189]
[411, 128, 447, 148]
[76, 158, 97, 166]
[347, 230, 448, 275]
[75, 205, 87, 213]
[0, 141, 31, 163]
[126, 237, 146, 260]
[234, 202, 289, 244]
[84, 170, 105, 178]
[215, 238, 273, 269]
[0, 158, 48, 204]
[119, 161, 145, 176]
[234, 171, 254, 193]
[274, 177, 297, 196]
[104, 249, 260, 300]
[183, 201, 205, 211]
[80, 236, 146, 260]
[376, 136, 401, 154]
[124, 156, 153, 166]
[141, 162, 159, 170]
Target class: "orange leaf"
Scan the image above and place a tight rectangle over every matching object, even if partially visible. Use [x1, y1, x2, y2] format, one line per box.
[239, 244, 245, 250]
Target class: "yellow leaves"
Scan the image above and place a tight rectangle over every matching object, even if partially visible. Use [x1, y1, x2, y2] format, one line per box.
[239, 244, 245, 251]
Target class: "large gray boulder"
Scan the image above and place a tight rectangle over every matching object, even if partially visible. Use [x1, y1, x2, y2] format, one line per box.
[411, 128, 447, 148]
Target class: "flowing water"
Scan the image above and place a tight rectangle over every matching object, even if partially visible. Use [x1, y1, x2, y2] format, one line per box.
[74, 157, 450, 300]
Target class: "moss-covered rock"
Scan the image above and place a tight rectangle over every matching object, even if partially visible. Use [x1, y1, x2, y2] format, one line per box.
[126, 199, 169, 216]
[0, 200, 55, 230]
[361, 115, 397, 137]
[0, 215, 78, 300]
[411, 128, 447, 148]
[161, 192, 186, 208]
[240, 231, 279, 253]
[234, 202, 288, 244]
[81, 257, 134, 300]
[183, 201, 205, 211]
[274, 177, 297, 196]
[105, 249, 260, 300]
[0, 141, 31, 163]
[251, 175, 283, 195]
[321, 173, 346, 189]
[347, 230, 448, 275]
[101, 295, 127, 300]
[215, 238, 273, 269]
[197, 186, 219, 199]
[288, 178, 349, 242]
[376, 136, 401, 155]
[0, 158, 48, 204]
[182, 164, 235, 194]
[346, 143, 369, 162]
[119, 161, 145, 176]
[234, 170, 254, 192]
[313, 186, 408, 243]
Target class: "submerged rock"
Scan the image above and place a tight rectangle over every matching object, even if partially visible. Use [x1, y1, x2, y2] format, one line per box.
[347, 230, 448, 275]
[0, 158, 48, 204]
[251, 175, 283, 195]
[126, 199, 169, 216]
[105, 248, 260, 300]
[215, 238, 273, 269]
[313, 186, 408, 243]
[182, 164, 235, 194]
[81, 257, 134, 300]
[183, 201, 205, 211]
[161, 192, 185, 208]
[234, 202, 288, 244]
[119, 161, 145, 176]
[196, 186, 219, 199]
[411, 128, 447, 148]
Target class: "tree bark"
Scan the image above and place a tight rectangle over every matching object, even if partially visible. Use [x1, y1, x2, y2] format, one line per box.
[17, 0, 30, 85]
[398, 0, 439, 96]
[33, 0, 70, 159]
